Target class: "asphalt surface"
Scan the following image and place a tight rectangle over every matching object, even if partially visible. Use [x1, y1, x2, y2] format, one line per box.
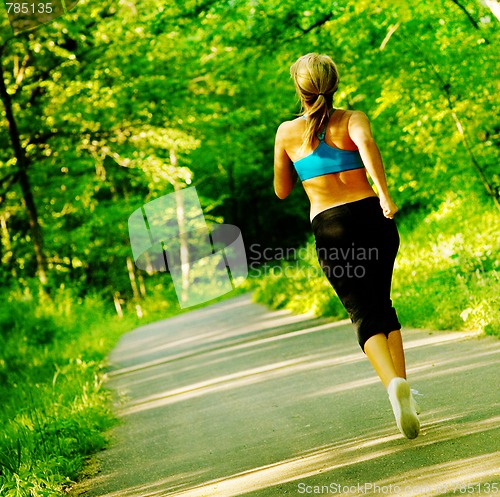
[69, 293, 500, 497]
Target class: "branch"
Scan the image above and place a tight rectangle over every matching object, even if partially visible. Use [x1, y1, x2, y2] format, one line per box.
[14, 53, 30, 86]
[24, 37, 116, 104]
[0, 171, 20, 196]
[0, 35, 16, 58]
[380, 22, 401, 51]
[190, 0, 219, 18]
[26, 130, 58, 146]
[450, 0, 481, 29]
[271, 10, 337, 48]
[0, 52, 29, 171]
[297, 12, 335, 35]
[404, 36, 499, 209]
[450, 0, 490, 44]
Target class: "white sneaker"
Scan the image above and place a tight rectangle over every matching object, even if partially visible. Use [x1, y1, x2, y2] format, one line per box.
[410, 388, 423, 415]
[387, 377, 420, 439]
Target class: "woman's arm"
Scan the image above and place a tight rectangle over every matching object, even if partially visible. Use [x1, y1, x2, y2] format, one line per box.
[348, 111, 399, 219]
[274, 122, 298, 199]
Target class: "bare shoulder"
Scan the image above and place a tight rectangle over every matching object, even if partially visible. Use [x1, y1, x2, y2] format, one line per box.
[348, 110, 370, 126]
[347, 110, 373, 141]
[276, 118, 302, 143]
[276, 119, 294, 134]
[277, 118, 303, 132]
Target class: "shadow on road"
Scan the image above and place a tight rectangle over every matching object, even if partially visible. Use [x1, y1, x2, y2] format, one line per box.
[70, 294, 500, 497]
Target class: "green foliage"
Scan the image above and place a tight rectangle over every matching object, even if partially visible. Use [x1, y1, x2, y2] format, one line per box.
[0, 278, 249, 495]
[0, 284, 181, 495]
[393, 191, 500, 335]
[250, 242, 347, 319]
[251, 192, 500, 337]
[0, 0, 499, 494]
[1, 0, 499, 300]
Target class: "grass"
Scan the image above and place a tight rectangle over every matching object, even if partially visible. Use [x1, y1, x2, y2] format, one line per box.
[0, 281, 248, 496]
[0, 286, 152, 496]
[250, 191, 500, 338]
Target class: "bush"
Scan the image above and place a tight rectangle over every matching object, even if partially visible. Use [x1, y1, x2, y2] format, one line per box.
[0, 283, 182, 496]
[251, 192, 500, 338]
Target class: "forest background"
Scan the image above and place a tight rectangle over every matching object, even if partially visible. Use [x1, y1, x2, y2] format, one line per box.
[0, 0, 498, 494]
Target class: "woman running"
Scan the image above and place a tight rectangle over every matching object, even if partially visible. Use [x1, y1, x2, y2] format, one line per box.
[273, 53, 420, 439]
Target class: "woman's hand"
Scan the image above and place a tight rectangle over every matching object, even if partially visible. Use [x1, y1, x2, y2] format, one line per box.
[380, 196, 399, 219]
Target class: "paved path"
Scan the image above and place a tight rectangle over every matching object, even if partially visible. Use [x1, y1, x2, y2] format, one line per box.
[70, 293, 500, 497]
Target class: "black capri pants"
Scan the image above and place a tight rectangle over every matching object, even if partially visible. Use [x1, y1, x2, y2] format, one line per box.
[311, 196, 401, 353]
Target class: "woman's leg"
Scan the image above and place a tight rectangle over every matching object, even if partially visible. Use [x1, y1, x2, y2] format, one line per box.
[388, 329, 421, 414]
[363, 331, 408, 385]
[363, 333, 399, 388]
[387, 329, 406, 379]
[365, 331, 420, 439]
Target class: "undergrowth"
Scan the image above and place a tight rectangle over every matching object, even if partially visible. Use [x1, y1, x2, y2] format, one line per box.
[0, 283, 187, 496]
[250, 192, 500, 337]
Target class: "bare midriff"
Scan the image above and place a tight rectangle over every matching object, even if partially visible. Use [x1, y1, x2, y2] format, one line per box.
[286, 109, 379, 222]
[303, 169, 378, 222]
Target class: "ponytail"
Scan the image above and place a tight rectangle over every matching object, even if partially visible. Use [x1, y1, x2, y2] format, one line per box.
[290, 53, 340, 150]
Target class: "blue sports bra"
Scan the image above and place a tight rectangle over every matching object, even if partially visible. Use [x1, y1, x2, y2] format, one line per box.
[293, 114, 364, 181]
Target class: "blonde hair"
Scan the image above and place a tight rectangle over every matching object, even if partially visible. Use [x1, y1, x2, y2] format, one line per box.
[290, 53, 340, 150]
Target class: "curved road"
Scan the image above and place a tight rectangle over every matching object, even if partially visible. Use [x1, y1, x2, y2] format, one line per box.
[70, 293, 500, 497]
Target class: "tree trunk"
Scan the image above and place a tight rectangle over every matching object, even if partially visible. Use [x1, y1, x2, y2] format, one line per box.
[170, 149, 190, 304]
[227, 160, 239, 224]
[17, 168, 48, 284]
[0, 213, 16, 278]
[113, 292, 124, 318]
[0, 53, 48, 284]
[137, 271, 147, 297]
[126, 255, 140, 299]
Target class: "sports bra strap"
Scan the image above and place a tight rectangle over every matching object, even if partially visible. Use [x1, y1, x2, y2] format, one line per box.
[301, 114, 328, 141]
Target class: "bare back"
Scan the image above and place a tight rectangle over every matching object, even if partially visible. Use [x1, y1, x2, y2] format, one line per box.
[283, 109, 377, 220]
